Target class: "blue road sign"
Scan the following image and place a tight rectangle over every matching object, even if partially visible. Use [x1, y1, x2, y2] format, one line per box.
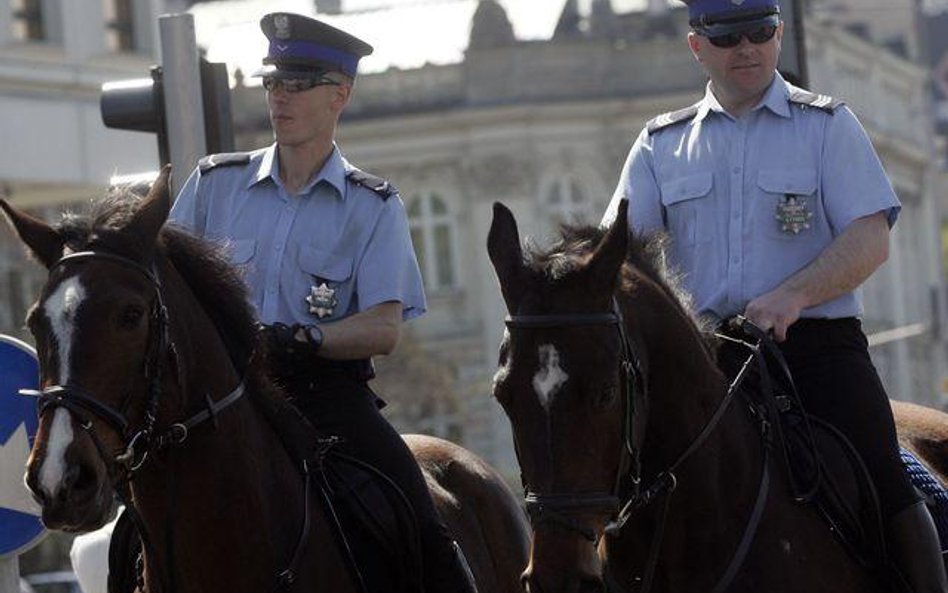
[0, 334, 45, 558]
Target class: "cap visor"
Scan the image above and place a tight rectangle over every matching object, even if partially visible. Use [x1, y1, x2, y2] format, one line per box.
[250, 64, 328, 79]
[697, 14, 779, 37]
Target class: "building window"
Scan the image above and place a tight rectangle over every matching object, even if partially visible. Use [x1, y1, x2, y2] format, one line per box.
[11, 0, 44, 41]
[104, 0, 135, 52]
[408, 194, 458, 291]
[545, 175, 596, 225]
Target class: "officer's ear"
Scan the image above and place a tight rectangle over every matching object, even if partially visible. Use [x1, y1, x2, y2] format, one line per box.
[331, 76, 353, 111]
[687, 31, 703, 63]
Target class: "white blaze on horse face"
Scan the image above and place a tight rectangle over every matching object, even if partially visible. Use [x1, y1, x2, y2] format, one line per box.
[38, 277, 86, 497]
[533, 344, 568, 409]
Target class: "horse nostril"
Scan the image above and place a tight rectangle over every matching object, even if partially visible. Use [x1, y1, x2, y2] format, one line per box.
[62, 462, 96, 497]
[29, 484, 48, 507]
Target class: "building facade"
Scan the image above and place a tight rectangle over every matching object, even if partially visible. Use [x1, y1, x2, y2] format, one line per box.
[0, 0, 173, 336]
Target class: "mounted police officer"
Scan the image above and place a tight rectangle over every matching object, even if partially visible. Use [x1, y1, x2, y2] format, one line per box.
[169, 12, 478, 593]
[602, 1, 947, 591]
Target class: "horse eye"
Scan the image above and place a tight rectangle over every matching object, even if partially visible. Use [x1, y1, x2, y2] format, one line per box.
[119, 306, 146, 329]
[593, 385, 619, 410]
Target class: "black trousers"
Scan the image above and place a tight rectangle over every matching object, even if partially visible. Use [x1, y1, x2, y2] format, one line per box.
[286, 371, 462, 592]
[719, 318, 919, 520]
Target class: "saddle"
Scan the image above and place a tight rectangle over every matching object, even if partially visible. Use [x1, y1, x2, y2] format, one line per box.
[107, 390, 423, 593]
[720, 324, 889, 573]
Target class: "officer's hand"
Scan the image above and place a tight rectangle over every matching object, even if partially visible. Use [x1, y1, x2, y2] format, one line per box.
[743, 288, 806, 342]
[261, 322, 305, 355]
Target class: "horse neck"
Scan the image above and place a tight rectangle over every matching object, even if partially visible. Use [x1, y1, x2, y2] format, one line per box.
[609, 291, 767, 582]
[131, 266, 304, 592]
[623, 288, 726, 456]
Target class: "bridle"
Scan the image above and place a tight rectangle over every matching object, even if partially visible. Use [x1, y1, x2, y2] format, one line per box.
[20, 248, 249, 593]
[505, 300, 646, 544]
[20, 248, 328, 593]
[19, 250, 246, 481]
[505, 302, 772, 593]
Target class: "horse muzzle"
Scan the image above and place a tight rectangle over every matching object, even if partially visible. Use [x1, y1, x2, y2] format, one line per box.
[522, 567, 605, 593]
[25, 432, 114, 532]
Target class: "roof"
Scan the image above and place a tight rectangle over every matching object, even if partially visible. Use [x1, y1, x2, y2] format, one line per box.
[190, 0, 650, 78]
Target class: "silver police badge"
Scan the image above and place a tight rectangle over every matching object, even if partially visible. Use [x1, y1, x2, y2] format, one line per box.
[274, 14, 291, 39]
[775, 194, 813, 235]
[306, 283, 337, 319]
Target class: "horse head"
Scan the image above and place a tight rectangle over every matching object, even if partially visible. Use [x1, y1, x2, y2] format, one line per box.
[488, 200, 641, 592]
[1, 167, 248, 535]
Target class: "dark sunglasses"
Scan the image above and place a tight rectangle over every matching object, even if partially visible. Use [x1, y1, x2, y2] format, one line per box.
[706, 24, 778, 48]
[262, 76, 342, 93]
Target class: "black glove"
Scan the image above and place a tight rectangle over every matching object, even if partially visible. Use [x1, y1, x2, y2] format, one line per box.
[260, 322, 312, 378]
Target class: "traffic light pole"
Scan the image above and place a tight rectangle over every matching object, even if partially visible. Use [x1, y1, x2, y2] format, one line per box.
[778, 0, 808, 88]
[159, 13, 207, 196]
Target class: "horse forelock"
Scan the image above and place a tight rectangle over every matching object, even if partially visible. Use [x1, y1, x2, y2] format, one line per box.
[522, 222, 717, 345]
[57, 190, 150, 258]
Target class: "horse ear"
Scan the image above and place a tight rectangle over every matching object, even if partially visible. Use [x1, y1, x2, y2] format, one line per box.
[127, 165, 172, 252]
[0, 198, 64, 269]
[487, 202, 526, 313]
[587, 199, 629, 290]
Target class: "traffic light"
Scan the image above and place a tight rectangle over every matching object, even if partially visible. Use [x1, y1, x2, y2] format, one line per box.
[99, 58, 234, 169]
[100, 66, 169, 165]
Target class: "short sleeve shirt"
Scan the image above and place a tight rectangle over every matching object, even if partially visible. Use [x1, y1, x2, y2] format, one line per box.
[604, 73, 900, 321]
[169, 144, 427, 326]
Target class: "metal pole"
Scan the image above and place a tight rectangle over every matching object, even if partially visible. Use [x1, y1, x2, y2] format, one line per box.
[778, 0, 808, 88]
[0, 557, 19, 593]
[159, 13, 206, 197]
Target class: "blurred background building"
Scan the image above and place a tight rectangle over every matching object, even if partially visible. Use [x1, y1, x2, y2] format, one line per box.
[1, 0, 947, 586]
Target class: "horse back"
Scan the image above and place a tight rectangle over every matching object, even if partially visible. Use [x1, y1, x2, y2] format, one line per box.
[405, 434, 530, 593]
[892, 400, 948, 485]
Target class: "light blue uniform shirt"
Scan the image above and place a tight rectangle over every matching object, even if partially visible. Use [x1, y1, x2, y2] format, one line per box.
[605, 73, 900, 321]
[169, 143, 427, 326]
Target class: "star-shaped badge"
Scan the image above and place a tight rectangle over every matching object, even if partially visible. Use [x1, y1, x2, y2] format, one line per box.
[306, 283, 338, 319]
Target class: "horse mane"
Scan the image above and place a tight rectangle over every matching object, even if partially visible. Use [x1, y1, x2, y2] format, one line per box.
[56, 189, 258, 376]
[523, 222, 716, 339]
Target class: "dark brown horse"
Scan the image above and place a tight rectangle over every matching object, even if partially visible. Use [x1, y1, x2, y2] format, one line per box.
[1, 168, 529, 593]
[486, 199, 901, 593]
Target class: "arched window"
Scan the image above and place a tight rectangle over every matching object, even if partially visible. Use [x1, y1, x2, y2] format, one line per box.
[407, 193, 458, 291]
[544, 175, 596, 226]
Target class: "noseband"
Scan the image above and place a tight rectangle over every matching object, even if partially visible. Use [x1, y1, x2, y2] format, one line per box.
[505, 302, 646, 543]
[20, 250, 245, 480]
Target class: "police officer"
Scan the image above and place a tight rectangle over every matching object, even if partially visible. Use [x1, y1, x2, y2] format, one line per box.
[169, 12, 477, 593]
[602, 1, 947, 591]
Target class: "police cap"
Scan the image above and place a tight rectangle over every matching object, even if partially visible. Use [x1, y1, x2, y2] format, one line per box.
[253, 12, 373, 79]
[684, 0, 780, 37]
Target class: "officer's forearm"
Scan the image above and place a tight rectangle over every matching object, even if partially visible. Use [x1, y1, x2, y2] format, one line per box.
[776, 211, 890, 309]
[317, 301, 402, 360]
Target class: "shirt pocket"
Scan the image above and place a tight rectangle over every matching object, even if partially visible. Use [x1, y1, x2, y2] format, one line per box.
[659, 172, 714, 246]
[226, 239, 256, 266]
[756, 169, 818, 240]
[295, 246, 355, 321]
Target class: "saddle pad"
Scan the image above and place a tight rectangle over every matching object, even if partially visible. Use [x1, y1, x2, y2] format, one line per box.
[901, 448, 948, 550]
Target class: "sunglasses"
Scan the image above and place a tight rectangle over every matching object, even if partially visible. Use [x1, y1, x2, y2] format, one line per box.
[706, 24, 778, 48]
[262, 76, 342, 93]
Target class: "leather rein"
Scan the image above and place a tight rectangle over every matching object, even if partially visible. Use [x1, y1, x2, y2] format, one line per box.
[505, 304, 773, 593]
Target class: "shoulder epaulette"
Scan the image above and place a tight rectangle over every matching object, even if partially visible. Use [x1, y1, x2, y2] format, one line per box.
[787, 89, 845, 113]
[346, 168, 397, 200]
[198, 152, 252, 173]
[647, 103, 700, 135]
